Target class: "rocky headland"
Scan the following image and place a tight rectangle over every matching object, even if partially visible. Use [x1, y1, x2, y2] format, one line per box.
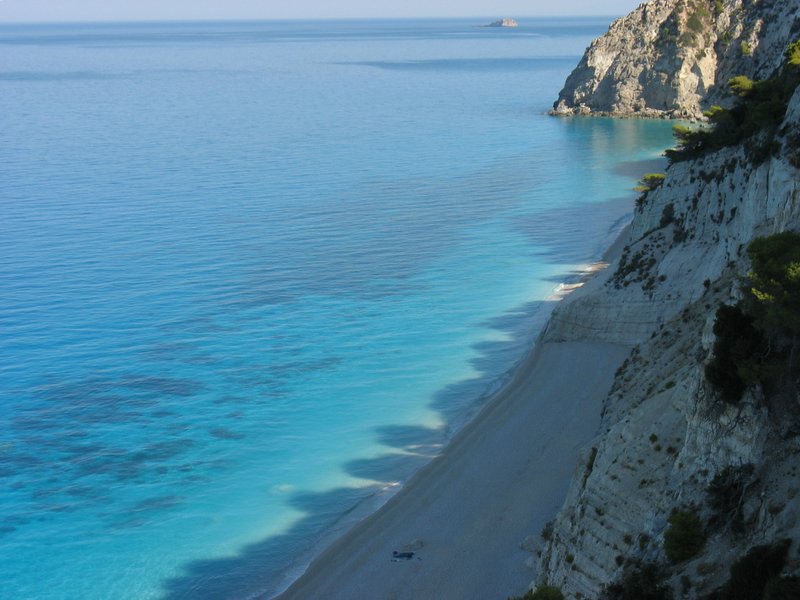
[551, 0, 800, 118]
[530, 0, 800, 598]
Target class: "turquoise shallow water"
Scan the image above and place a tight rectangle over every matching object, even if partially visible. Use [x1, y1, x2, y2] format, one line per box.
[0, 18, 676, 599]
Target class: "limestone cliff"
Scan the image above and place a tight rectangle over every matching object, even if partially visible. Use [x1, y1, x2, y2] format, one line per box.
[531, 4, 800, 598]
[551, 0, 800, 118]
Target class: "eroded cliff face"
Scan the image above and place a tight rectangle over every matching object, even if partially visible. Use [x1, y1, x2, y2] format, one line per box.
[534, 87, 800, 599]
[552, 0, 800, 118]
[532, 13, 800, 598]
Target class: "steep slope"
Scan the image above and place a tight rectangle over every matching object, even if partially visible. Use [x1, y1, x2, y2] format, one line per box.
[536, 89, 800, 600]
[551, 0, 800, 118]
[530, 5, 800, 598]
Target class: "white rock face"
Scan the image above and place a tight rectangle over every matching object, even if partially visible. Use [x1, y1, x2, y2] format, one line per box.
[552, 0, 800, 118]
[533, 20, 800, 600]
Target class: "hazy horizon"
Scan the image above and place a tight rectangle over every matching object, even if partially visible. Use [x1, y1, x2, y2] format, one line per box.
[0, 0, 642, 24]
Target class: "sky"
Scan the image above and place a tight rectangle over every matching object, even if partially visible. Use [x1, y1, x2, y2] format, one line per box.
[0, 0, 643, 23]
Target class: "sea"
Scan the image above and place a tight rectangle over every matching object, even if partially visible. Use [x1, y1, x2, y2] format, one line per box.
[0, 18, 676, 600]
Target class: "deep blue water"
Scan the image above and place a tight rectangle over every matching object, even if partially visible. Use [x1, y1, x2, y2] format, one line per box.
[0, 18, 675, 599]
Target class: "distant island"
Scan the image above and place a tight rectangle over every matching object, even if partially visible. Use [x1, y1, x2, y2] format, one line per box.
[485, 18, 518, 28]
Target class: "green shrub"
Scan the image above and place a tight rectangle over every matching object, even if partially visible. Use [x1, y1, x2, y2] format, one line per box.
[741, 77, 795, 133]
[687, 14, 705, 34]
[786, 40, 800, 67]
[540, 520, 554, 542]
[714, 0, 724, 17]
[706, 233, 800, 404]
[703, 104, 727, 119]
[740, 41, 752, 56]
[704, 304, 767, 403]
[660, 203, 676, 228]
[665, 123, 711, 161]
[746, 232, 800, 339]
[667, 42, 800, 163]
[710, 540, 791, 600]
[531, 585, 565, 600]
[636, 173, 666, 191]
[671, 124, 696, 145]
[706, 463, 755, 531]
[663, 510, 705, 563]
[508, 586, 564, 600]
[602, 561, 673, 600]
[729, 75, 755, 97]
[764, 576, 800, 599]
[703, 105, 741, 146]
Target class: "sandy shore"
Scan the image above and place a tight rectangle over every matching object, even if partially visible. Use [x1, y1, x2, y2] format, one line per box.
[276, 337, 629, 599]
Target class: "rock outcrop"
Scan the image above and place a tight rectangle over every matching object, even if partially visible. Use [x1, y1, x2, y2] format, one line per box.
[530, 2, 800, 598]
[551, 0, 800, 118]
[486, 18, 519, 28]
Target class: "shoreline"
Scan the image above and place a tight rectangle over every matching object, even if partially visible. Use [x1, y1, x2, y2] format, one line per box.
[270, 220, 632, 599]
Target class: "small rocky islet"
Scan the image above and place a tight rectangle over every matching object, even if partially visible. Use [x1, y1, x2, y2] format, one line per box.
[485, 18, 518, 28]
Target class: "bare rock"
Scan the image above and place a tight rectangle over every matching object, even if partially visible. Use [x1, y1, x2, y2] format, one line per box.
[551, 0, 800, 118]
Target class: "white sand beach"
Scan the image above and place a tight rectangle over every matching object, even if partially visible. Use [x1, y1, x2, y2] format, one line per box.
[276, 337, 629, 599]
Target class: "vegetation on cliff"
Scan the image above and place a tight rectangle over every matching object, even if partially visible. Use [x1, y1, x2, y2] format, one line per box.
[703, 540, 795, 600]
[602, 560, 672, 600]
[667, 40, 800, 163]
[706, 231, 800, 405]
[664, 510, 707, 564]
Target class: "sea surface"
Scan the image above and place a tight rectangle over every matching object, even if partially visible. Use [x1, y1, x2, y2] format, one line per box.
[0, 18, 676, 599]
